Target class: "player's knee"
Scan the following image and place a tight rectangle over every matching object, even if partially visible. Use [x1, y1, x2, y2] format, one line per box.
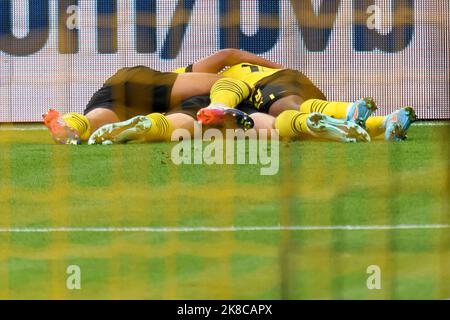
[268, 95, 304, 117]
[250, 112, 276, 130]
[85, 108, 120, 132]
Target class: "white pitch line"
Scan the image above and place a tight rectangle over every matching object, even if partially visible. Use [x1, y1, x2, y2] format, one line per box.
[0, 125, 46, 131]
[0, 224, 449, 233]
[412, 121, 450, 126]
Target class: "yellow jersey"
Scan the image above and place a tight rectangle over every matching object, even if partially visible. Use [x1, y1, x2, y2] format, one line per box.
[172, 62, 324, 113]
[172, 63, 282, 88]
[219, 63, 282, 88]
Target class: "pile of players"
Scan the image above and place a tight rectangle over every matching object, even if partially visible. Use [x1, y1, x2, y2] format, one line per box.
[43, 49, 417, 145]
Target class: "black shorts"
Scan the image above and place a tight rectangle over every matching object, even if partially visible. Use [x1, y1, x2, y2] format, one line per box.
[84, 66, 178, 120]
[250, 69, 326, 113]
[170, 95, 257, 119]
[166, 95, 207, 119]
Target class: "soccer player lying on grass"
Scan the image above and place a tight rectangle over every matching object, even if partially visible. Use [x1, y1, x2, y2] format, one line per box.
[87, 57, 371, 143]
[90, 57, 417, 144]
[85, 51, 417, 144]
[196, 62, 417, 142]
[43, 49, 282, 145]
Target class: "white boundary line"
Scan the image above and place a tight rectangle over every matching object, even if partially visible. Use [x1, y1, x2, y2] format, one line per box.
[0, 126, 46, 131]
[412, 121, 450, 126]
[0, 224, 449, 233]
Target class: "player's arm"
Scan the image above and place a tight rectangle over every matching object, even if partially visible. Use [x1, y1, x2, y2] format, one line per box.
[188, 48, 283, 73]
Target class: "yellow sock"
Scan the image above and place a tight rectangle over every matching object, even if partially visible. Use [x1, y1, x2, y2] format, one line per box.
[366, 116, 386, 138]
[275, 110, 310, 140]
[62, 113, 91, 141]
[144, 113, 173, 141]
[300, 99, 350, 119]
[210, 77, 250, 107]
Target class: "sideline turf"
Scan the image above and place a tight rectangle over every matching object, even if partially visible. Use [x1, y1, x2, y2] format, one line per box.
[0, 124, 448, 299]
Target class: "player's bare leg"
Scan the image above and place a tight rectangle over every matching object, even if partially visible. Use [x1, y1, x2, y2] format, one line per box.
[170, 73, 223, 107]
[88, 112, 199, 144]
[166, 113, 197, 137]
[85, 108, 120, 132]
[248, 112, 276, 139]
[268, 95, 305, 117]
[88, 110, 273, 144]
[251, 112, 275, 130]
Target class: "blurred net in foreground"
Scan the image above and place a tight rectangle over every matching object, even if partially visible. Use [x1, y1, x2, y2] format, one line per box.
[0, 123, 449, 299]
[0, 0, 449, 299]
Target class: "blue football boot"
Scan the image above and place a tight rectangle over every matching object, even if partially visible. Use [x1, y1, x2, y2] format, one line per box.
[384, 106, 417, 141]
[346, 97, 378, 129]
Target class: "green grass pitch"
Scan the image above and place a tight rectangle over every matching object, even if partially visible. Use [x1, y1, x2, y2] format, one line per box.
[0, 123, 449, 299]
